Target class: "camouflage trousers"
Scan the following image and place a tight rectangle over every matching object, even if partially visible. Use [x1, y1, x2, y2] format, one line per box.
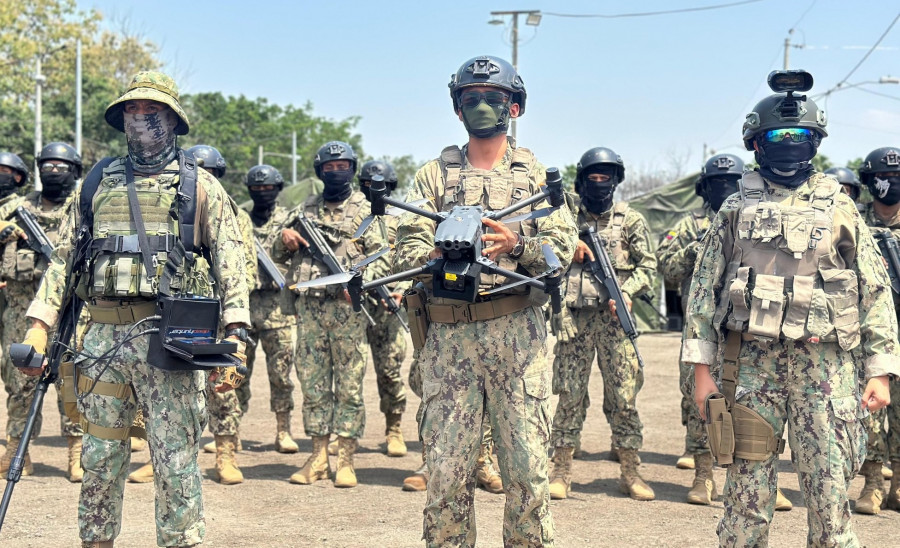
[1, 281, 81, 438]
[718, 339, 864, 548]
[550, 306, 644, 451]
[205, 384, 241, 436]
[295, 296, 368, 439]
[367, 304, 407, 415]
[863, 381, 900, 463]
[679, 354, 708, 455]
[418, 305, 554, 548]
[77, 323, 208, 546]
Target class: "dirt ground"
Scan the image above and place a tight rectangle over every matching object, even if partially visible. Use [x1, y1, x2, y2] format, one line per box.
[1, 331, 898, 547]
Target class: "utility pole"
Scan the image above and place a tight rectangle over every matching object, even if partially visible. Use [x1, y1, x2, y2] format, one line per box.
[34, 57, 45, 191]
[489, 10, 542, 141]
[75, 39, 82, 157]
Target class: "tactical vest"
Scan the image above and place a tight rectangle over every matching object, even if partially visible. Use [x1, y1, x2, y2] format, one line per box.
[713, 171, 859, 350]
[292, 191, 367, 298]
[75, 158, 212, 301]
[437, 144, 538, 294]
[1, 192, 70, 285]
[564, 202, 630, 309]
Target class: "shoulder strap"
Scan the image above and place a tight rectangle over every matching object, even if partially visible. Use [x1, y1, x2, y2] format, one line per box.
[79, 156, 117, 233]
[510, 146, 536, 172]
[438, 145, 464, 209]
[177, 150, 198, 254]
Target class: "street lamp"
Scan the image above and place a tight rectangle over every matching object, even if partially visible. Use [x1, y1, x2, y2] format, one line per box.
[488, 9, 542, 140]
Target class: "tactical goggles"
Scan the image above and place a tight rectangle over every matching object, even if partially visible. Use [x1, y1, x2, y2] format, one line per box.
[459, 89, 511, 108]
[39, 161, 72, 173]
[761, 128, 814, 143]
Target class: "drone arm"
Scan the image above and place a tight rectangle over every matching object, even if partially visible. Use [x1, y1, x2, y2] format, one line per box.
[383, 195, 443, 223]
[361, 262, 434, 293]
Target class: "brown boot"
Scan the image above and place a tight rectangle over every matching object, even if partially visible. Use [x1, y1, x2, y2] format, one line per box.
[618, 449, 655, 501]
[676, 451, 695, 470]
[775, 487, 793, 511]
[334, 436, 358, 488]
[67, 436, 84, 483]
[855, 460, 884, 515]
[608, 443, 619, 463]
[130, 437, 146, 452]
[203, 440, 216, 454]
[402, 449, 428, 491]
[0, 437, 33, 476]
[572, 438, 585, 460]
[327, 438, 338, 456]
[884, 463, 893, 480]
[275, 412, 299, 454]
[385, 413, 407, 457]
[686, 453, 716, 505]
[290, 435, 331, 484]
[549, 447, 574, 500]
[475, 444, 503, 494]
[127, 462, 154, 483]
[214, 435, 243, 485]
[885, 462, 900, 511]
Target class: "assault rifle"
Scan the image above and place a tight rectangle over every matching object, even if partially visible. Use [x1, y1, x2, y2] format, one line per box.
[874, 231, 900, 295]
[255, 238, 286, 290]
[579, 225, 646, 369]
[6, 206, 54, 261]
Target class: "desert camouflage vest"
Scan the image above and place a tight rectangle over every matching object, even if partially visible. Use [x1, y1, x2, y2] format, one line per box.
[714, 171, 860, 349]
[565, 201, 630, 309]
[438, 144, 538, 294]
[1, 191, 71, 285]
[76, 158, 212, 300]
[293, 191, 367, 298]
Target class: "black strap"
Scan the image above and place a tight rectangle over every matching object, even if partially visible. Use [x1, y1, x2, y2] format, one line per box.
[91, 234, 177, 254]
[124, 158, 158, 287]
[177, 151, 198, 258]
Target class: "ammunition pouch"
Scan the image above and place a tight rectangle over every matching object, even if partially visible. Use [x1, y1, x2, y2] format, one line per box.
[704, 393, 734, 466]
[60, 361, 147, 441]
[404, 284, 429, 351]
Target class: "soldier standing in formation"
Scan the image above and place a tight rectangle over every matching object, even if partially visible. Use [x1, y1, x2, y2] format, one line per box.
[277, 140, 389, 488]
[547, 147, 657, 502]
[19, 71, 250, 547]
[825, 166, 862, 203]
[394, 55, 576, 547]
[685, 72, 899, 546]
[0, 142, 86, 482]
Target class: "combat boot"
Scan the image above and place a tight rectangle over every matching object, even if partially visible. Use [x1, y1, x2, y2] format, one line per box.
[290, 435, 331, 484]
[385, 413, 407, 457]
[334, 436, 358, 488]
[775, 488, 793, 511]
[549, 447, 574, 500]
[885, 462, 900, 511]
[855, 460, 884, 515]
[205, 436, 241, 453]
[608, 443, 619, 463]
[130, 437, 146, 452]
[275, 411, 299, 454]
[0, 437, 33, 476]
[67, 436, 84, 483]
[327, 438, 338, 456]
[127, 462, 154, 483]
[676, 451, 695, 470]
[214, 435, 243, 485]
[475, 444, 503, 494]
[402, 449, 428, 492]
[572, 438, 585, 460]
[884, 463, 893, 480]
[686, 453, 716, 505]
[618, 449, 655, 501]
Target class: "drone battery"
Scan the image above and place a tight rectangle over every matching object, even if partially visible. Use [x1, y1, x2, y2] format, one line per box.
[147, 295, 234, 371]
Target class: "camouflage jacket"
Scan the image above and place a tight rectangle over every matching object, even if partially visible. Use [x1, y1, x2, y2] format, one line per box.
[1, 191, 75, 288]
[242, 204, 296, 329]
[656, 205, 713, 306]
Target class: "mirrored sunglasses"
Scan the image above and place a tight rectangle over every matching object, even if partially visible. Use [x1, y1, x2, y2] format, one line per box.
[762, 128, 814, 143]
[40, 161, 72, 173]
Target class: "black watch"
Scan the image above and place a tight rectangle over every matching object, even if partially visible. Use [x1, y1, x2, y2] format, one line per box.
[509, 234, 525, 259]
[225, 327, 251, 343]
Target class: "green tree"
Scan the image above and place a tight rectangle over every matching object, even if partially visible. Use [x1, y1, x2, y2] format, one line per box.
[811, 154, 833, 172]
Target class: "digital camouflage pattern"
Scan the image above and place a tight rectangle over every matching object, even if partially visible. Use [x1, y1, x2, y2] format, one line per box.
[656, 206, 714, 455]
[394, 142, 576, 547]
[682, 174, 900, 546]
[0, 192, 82, 439]
[551, 201, 656, 453]
[27, 157, 250, 545]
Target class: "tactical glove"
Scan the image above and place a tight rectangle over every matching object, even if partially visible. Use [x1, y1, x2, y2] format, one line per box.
[0, 220, 25, 244]
[22, 327, 49, 356]
[550, 307, 578, 343]
[214, 337, 247, 392]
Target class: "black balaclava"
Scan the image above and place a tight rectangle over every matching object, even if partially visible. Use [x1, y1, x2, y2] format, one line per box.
[702, 175, 741, 212]
[579, 165, 619, 215]
[249, 187, 280, 225]
[870, 175, 900, 206]
[321, 169, 354, 202]
[40, 171, 77, 203]
[0, 173, 18, 200]
[757, 139, 816, 188]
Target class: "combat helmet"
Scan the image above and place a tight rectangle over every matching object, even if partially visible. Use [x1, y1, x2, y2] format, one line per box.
[358, 160, 398, 192]
[186, 145, 227, 178]
[37, 142, 83, 179]
[742, 70, 827, 151]
[0, 152, 30, 187]
[858, 147, 900, 185]
[825, 166, 862, 200]
[449, 55, 526, 115]
[105, 71, 190, 135]
[245, 164, 284, 189]
[575, 147, 625, 194]
[696, 153, 744, 196]
[313, 141, 358, 180]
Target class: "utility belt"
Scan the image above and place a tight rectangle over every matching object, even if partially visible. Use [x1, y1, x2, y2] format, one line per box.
[704, 331, 786, 466]
[426, 294, 532, 324]
[59, 361, 147, 441]
[85, 298, 157, 325]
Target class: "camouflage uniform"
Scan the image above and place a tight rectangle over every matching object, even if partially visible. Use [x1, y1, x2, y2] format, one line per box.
[27, 154, 250, 546]
[682, 172, 900, 546]
[551, 200, 656, 452]
[274, 190, 388, 440]
[240, 204, 298, 415]
[656, 206, 713, 455]
[394, 141, 577, 547]
[0, 192, 83, 439]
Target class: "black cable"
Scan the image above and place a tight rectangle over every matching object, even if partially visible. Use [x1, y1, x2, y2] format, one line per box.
[820, 12, 900, 97]
[544, 0, 763, 19]
[77, 328, 159, 398]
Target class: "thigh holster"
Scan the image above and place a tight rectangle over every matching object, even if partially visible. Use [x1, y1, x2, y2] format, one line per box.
[732, 404, 785, 461]
[705, 393, 735, 465]
[60, 361, 147, 441]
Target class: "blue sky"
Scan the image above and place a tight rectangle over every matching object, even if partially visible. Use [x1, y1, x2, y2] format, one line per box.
[81, 0, 900, 176]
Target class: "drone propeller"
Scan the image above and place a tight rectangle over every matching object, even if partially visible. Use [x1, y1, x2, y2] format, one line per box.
[500, 206, 560, 224]
[290, 247, 390, 291]
[479, 241, 563, 296]
[352, 198, 433, 239]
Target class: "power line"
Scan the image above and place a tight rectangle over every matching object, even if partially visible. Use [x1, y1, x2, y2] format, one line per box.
[544, 0, 763, 19]
[856, 87, 900, 102]
[823, 12, 900, 95]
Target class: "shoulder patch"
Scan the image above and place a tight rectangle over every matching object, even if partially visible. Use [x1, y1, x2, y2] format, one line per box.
[665, 230, 677, 241]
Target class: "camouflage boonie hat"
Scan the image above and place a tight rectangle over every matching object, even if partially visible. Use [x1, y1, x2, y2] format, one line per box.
[105, 71, 190, 135]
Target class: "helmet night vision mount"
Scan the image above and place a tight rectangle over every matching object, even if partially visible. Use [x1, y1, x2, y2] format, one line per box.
[292, 168, 569, 313]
